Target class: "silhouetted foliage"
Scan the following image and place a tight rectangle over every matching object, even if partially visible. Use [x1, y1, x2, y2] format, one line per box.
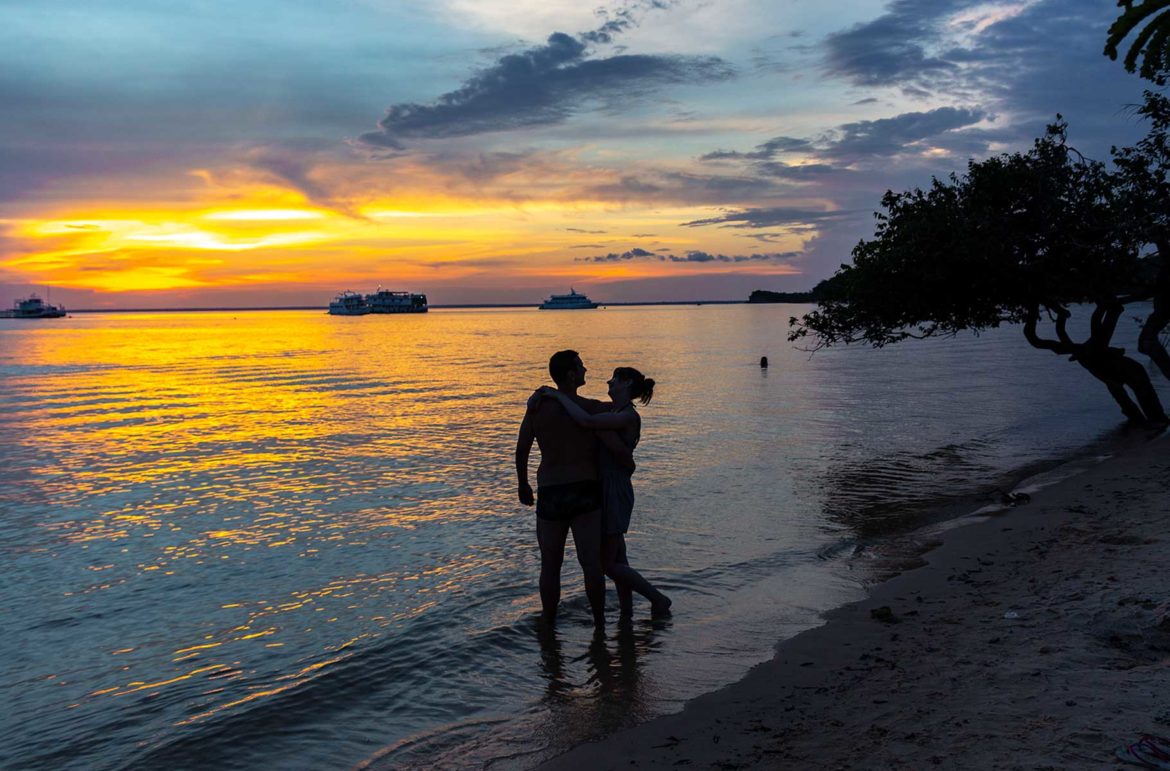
[1113, 91, 1170, 380]
[1106, 1, 1170, 85]
[789, 119, 1170, 425]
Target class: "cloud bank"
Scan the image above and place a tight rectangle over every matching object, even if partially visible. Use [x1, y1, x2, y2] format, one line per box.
[360, 26, 733, 149]
[576, 246, 800, 263]
[702, 106, 989, 169]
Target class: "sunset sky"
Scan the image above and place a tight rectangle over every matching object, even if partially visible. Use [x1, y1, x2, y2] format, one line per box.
[0, 0, 1153, 307]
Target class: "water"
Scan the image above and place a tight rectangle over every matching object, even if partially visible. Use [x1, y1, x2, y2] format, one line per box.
[1, 305, 1165, 770]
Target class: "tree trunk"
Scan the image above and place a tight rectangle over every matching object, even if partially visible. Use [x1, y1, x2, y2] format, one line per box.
[1075, 348, 1168, 424]
[1023, 302, 1169, 425]
[1137, 242, 1170, 380]
[1137, 304, 1170, 378]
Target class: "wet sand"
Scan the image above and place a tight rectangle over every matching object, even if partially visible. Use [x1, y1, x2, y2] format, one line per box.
[540, 432, 1170, 770]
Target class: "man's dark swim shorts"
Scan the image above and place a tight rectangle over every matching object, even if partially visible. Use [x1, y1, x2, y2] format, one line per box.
[536, 479, 603, 521]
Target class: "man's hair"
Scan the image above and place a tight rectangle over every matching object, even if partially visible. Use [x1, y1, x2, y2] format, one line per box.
[548, 349, 579, 384]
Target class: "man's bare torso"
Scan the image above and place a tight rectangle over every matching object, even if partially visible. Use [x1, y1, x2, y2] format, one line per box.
[532, 394, 607, 486]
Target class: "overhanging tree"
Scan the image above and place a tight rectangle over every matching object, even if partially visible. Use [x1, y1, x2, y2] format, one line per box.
[789, 122, 1169, 425]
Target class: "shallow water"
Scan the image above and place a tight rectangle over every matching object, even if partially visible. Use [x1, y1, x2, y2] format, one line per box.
[1, 304, 1165, 770]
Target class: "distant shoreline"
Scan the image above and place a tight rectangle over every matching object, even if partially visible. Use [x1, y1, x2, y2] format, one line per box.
[61, 299, 772, 314]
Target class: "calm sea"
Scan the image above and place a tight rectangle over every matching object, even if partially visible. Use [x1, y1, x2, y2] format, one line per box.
[1, 305, 1164, 770]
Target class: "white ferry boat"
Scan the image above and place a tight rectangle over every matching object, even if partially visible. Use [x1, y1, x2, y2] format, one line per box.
[1, 294, 66, 319]
[538, 288, 598, 310]
[328, 291, 369, 315]
[365, 288, 428, 313]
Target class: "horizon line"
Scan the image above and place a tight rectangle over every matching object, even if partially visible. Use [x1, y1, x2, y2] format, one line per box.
[59, 299, 775, 313]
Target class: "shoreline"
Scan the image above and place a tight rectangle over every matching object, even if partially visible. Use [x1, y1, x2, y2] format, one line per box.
[539, 429, 1170, 770]
[40, 300, 756, 314]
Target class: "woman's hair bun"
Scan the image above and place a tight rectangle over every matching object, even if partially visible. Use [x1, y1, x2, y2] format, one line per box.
[636, 377, 655, 406]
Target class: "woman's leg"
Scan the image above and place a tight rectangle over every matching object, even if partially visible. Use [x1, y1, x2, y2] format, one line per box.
[604, 535, 634, 617]
[603, 534, 671, 614]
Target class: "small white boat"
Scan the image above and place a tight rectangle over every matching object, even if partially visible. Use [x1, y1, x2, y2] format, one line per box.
[328, 291, 369, 315]
[365, 288, 428, 313]
[538, 288, 598, 310]
[1, 294, 66, 319]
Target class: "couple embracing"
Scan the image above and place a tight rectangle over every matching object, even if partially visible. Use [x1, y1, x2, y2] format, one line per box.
[515, 349, 671, 628]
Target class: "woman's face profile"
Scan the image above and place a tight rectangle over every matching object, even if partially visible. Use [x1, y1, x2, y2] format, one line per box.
[607, 371, 630, 398]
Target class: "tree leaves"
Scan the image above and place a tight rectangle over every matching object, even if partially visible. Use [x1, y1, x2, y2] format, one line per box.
[1105, 1, 1170, 85]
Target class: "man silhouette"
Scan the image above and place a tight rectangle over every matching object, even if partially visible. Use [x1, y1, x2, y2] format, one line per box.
[516, 350, 609, 627]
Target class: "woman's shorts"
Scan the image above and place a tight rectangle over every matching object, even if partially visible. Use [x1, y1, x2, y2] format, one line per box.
[536, 480, 602, 521]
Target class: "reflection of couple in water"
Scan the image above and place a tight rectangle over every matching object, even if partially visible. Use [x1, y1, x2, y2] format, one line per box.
[516, 349, 671, 627]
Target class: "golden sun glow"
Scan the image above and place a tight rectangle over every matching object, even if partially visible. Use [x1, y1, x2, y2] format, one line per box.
[202, 209, 328, 221]
[1, 162, 814, 301]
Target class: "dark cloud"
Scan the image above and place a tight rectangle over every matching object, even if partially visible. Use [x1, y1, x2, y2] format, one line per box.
[901, 84, 934, 99]
[823, 0, 978, 89]
[578, 247, 658, 261]
[742, 232, 790, 244]
[439, 151, 535, 182]
[682, 207, 851, 229]
[582, 171, 779, 204]
[669, 250, 801, 263]
[757, 162, 838, 179]
[586, 176, 665, 198]
[822, 106, 986, 160]
[700, 106, 987, 176]
[576, 246, 799, 263]
[359, 25, 732, 149]
[244, 146, 334, 206]
[579, 1, 672, 44]
[625, 247, 656, 258]
[700, 136, 810, 161]
[565, 227, 607, 233]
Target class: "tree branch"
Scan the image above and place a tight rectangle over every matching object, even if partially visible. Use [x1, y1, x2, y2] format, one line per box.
[1023, 304, 1073, 354]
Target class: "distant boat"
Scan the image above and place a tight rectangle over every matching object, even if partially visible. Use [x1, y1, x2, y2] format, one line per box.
[539, 288, 598, 310]
[1, 294, 66, 319]
[328, 291, 369, 315]
[365, 288, 428, 314]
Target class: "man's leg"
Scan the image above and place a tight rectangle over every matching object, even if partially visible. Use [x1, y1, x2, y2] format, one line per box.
[537, 516, 571, 622]
[569, 508, 606, 627]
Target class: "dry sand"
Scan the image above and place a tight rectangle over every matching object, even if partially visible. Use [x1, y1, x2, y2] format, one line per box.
[539, 432, 1170, 770]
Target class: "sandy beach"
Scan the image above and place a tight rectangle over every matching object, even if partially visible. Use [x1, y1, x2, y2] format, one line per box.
[540, 431, 1170, 770]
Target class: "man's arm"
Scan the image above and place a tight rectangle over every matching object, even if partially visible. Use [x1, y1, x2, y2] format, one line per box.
[515, 410, 536, 506]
